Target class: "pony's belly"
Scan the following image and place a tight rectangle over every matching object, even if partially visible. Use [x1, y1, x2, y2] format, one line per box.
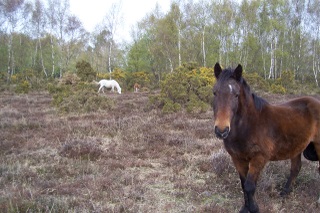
[270, 141, 310, 161]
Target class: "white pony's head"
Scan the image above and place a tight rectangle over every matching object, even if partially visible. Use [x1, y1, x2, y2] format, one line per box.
[114, 80, 121, 94]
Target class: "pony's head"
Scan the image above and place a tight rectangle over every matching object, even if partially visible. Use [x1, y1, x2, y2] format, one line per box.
[213, 63, 243, 139]
[116, 82, 121, 94]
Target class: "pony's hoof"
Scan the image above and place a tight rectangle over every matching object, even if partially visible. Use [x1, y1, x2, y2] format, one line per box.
[249, 205, 260, 213]
[280, 188, 291, 197]
[239, 204, 260, 213]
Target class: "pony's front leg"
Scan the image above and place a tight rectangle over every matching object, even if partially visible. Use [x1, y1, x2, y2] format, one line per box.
[232, 158, 252, 213]
[243, 173, 260, 213]
[239, 175, 249, 213]
[243, 156, 268, 213]
[98, 86, 103, 93]
[234, 156, 266, 213]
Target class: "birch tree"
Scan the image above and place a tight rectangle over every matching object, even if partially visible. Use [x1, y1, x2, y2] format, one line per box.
[307, 0, 320, 86]
[31, 0, 47, 77]
[189, 0, 211, 67]
[64, 15, 87, 67]
[55, 0, 70, 78]
[46, 0, 58, 77]
[1, 0, 25, 81]
[101, 2, 122, 76]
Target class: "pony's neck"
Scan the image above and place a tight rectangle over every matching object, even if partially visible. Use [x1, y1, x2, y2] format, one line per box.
[234, 90, 266, 126]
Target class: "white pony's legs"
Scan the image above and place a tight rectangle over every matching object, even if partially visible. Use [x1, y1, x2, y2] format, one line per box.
[98, 85, 105, 93]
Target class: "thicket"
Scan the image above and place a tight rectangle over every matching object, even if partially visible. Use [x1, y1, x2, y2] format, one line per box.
[76, 60, 97, 82]
[6, 68, 49, 93]
[150, 63, 215, 113]
[96, 69, 153, 92]
[48, 71, 114, 114]
[48, 60, 154, 114]
[150, 63, 320, 114]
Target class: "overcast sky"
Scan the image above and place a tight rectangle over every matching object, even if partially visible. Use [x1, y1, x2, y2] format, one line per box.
[69, 0, 172, 42]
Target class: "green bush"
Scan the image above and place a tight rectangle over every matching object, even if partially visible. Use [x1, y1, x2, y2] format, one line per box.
[59, 72, 80, 85]
[76, 60, 96, 82]
[48, 80, 114, 114]
[162, 99, 181, 113]
[270, 84, 286, 94]
[243, 72, 270, 92]
[15, 80, 30, 94]
[186, 93, 209, 113]
[154, 62, 214, 113]
[125, 71, 153, 91]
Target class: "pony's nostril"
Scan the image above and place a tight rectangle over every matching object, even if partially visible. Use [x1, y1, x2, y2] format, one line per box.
[215, 126, 230, 139]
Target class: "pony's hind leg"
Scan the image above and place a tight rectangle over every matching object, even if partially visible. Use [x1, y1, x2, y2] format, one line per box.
[280, 154, 302, 196]
[313, 141, 320, 173]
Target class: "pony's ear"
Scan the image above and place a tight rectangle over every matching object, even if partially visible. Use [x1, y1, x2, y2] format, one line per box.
[233, 64, 243, 81]
[214, 63, 222, 79]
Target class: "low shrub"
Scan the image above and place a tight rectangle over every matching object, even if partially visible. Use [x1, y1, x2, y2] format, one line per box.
[76, 60, 96, 82]
[59, 72, 80, 85]
[154, 62, 214, 113]
[15, 80, 30, 94]
[270, 83, 286, 94]
[243, 72, 270, 92]
[162, 99, 181, 113]
[48, 74, 115, 114]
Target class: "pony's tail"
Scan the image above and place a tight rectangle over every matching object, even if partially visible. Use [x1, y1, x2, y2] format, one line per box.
[303, 142, 319, 161]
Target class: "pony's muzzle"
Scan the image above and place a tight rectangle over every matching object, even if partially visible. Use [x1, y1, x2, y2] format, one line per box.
[214, 126, 230, 139]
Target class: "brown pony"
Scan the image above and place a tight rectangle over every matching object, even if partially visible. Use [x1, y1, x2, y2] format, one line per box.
[213, 63, 320, 213]
[133, 83, 141, 93]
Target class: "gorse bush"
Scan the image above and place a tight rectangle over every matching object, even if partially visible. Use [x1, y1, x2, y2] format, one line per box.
[273, 71, 298, 94]
[96, 68, 126, 81]
[48, 73, 115, 114]
[76, 60, 96, 82]
[59, 72, 80, 85]
[150, 63, 314, 114]
[151, 63, 215, 113]
[125, 71, 153, 91]
[270, 84, 286, 94]
[15, 80, 31, 94]
[10, 68, 48, 93]
[243, 72, 270, 92]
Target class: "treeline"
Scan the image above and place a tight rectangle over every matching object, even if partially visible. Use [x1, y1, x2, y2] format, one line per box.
[1, 0, 320, 89]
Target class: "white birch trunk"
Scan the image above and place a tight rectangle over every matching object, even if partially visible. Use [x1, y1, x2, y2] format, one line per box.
[202, 27, 206, 67]
[178, 28, 181, 67]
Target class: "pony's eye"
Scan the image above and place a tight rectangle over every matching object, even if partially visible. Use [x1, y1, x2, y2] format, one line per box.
[213, 91, 217, 96]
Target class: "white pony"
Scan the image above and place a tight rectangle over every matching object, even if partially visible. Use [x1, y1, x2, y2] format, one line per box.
[97, 79, 121, 94]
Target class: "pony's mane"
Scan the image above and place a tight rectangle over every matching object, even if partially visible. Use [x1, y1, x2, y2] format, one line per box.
[219, 67, 269, 111]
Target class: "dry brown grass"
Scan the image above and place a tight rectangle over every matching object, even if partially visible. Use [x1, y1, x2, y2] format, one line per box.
[0, 91, 319, 212]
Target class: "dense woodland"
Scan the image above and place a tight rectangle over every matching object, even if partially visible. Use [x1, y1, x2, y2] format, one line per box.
[1, 0, 320, 89]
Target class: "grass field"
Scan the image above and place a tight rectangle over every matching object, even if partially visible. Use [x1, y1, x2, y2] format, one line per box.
[0, 91, 319, 212]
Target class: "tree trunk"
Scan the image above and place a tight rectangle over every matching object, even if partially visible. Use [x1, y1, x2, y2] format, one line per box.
[108, 41, 112, 79]
[7, 34, 13, 82]
[178, 28, 181, 67]
[38, 38, 47, 77]
[50, 34, 55, 77]
[202, 26, 206, 67]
